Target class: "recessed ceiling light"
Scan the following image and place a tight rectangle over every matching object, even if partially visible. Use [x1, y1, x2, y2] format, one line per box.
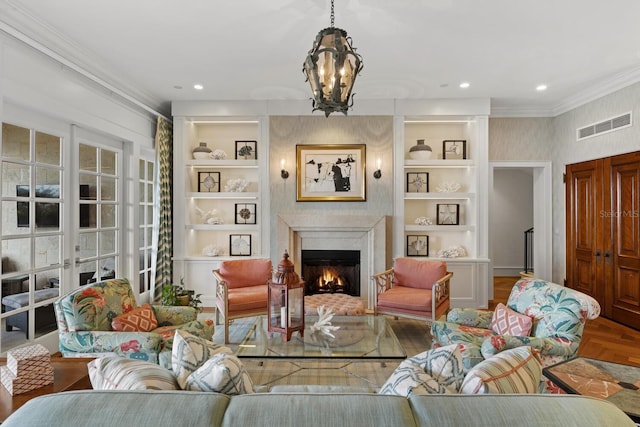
[536, 84, 547, 91]
[193, 84, 204, 90]
[459, 82, 470, 89]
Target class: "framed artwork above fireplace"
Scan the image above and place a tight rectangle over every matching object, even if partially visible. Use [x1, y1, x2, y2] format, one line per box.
[296, 144, 366, 202]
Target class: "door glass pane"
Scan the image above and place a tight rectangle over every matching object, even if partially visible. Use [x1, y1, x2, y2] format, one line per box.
[147, 162, 154, 180]
[79, 175, 97, 200]
[79, 144, 97, 172]
[78, 261, 97, 285]
[2, 238, 32, 271]
[35, 167, 61, 188]
[2, 201, 29, 235]
[34, 236, 61, 268]
[100, 230, 116, 255]
[2, 123, 30, 161]
[35, 131, 61, 166]
[101, 149, 116, 175]
[80, 232, 98, 258]
[101, 205, 116, 228]
[101, 177, 116, 201]
[2, 162, 30, 195]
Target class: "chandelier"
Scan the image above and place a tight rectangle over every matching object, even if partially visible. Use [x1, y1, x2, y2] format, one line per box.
[303, 0, 363, 116]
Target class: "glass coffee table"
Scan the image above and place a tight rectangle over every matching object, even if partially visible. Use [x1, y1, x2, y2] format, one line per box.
[236, 315, 406, 360]
[543, 357, 640, 422]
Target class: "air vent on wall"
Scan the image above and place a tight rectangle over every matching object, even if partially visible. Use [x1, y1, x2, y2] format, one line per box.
[576, 112, 632, 141]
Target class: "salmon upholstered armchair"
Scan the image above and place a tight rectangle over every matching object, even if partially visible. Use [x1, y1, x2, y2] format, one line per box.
[373, 258, 452, 323]
[212, 258, 273, 343]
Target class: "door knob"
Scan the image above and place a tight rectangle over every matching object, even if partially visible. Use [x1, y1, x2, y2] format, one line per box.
[595, 251, 602, 264]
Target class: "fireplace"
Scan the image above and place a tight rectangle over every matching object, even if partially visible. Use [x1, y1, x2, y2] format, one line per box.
[301, 250, 360, 296]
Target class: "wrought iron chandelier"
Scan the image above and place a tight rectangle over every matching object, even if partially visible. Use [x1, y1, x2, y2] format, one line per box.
[303, 0, 363, 116]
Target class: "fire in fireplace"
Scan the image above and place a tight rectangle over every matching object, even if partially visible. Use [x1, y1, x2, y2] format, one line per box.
[301, 250, 360, 296]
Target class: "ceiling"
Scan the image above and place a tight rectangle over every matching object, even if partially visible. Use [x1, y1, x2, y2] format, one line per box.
[3, 0, 640, 118]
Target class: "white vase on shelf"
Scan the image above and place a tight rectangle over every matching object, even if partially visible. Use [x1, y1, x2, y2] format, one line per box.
[408, 139, 433, 160]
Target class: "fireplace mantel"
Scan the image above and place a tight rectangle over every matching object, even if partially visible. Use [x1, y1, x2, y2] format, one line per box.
[277, 213, 390, 309]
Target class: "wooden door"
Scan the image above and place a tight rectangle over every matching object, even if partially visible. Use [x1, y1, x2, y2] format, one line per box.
[566, 160, 605, 307]
[607, 152, 640, 329]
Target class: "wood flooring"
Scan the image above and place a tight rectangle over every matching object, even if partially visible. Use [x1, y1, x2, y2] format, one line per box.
[493, 277, 640, 368]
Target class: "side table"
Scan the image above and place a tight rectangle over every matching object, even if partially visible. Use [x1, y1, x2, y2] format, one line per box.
[0, 356, 94, 422]
[543, 357, 640, 423]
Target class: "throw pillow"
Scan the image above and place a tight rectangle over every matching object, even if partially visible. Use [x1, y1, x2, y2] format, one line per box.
[460, 346, 542, 394]
[379, 359, 450, 396]
[171, 329, 233, 389]
[406, 344, 465, 390]
[185, 353, 254, 395]
[111, 303, 158, 332]
[88, 356, 178, 390]
[379, 344, 464, 396]
[489, 303, 533, 336]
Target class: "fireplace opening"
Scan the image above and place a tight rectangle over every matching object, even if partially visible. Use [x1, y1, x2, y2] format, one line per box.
[301, 250, 360, 296]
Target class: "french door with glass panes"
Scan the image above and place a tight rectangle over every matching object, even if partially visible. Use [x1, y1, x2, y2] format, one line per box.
[76, 135, 123, 289]
[1, 122, 66, 352]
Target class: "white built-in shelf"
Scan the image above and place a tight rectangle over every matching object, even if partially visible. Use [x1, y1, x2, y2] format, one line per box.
[185, 224, 259, 231]
[185, 159, 258, 168]
[404, 192, 475, 200]
[404, 159, 474, 168]
[405, 225, 476, 232]
[187, 192, 259, 200]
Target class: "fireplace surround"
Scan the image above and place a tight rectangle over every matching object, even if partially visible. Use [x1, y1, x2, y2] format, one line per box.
[276, 214, 389, 309]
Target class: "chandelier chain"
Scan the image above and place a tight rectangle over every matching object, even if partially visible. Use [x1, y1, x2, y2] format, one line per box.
[330, 0, 335, 27]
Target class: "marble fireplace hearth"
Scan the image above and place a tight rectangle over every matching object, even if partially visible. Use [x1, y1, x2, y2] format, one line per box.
[276, 213, 390, 310]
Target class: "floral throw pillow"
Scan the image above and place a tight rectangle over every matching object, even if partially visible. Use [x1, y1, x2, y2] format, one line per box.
[489, 303, 533, 336]
[111, 303, 158, 332]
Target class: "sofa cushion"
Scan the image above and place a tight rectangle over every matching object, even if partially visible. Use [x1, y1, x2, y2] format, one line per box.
[88, 356, 178, 390]
[61, 279, 137, 332]
[184, 353, 254, 395]
[460, 346, 542, 394]
[393, 258, 446, 290]
[218, 259, 272, 289]
[226, 286, 269, 312]
[171, 330, 233, 389]
[489, 303, 532, 336]
[377, 286, 432, 312]
[111, 303, 158, 332]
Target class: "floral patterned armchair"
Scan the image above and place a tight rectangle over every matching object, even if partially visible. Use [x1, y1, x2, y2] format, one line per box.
[431, 278, 601, 372]
[54, 278, 214, 369]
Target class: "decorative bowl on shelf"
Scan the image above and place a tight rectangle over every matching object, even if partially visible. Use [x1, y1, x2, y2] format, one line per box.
[192, 142, 212, 159]
[408, 139, 433, 160]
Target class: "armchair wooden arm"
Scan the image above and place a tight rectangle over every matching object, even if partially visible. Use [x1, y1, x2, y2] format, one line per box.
[432, 271, 453, 320]
[372, 268, 395, 296]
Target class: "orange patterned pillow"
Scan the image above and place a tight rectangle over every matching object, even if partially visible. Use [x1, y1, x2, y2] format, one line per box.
[111, 303, 158, 332]
[489, 303, 533, 336]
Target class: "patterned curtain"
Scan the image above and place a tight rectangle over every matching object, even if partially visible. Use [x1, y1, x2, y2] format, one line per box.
[153, 117, 173, 302]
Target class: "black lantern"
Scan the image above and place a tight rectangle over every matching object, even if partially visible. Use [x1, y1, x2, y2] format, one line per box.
[303, 0, 363, 117]
[268, 250, 305, 341]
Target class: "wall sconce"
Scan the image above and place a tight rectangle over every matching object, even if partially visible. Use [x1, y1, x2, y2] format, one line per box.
[280, 158, 290, 180]
[373, 156, 382, 179]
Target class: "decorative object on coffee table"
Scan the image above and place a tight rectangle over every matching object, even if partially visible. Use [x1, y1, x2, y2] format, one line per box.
[268, 251, 305, 342]
[0, 344, 53, 396]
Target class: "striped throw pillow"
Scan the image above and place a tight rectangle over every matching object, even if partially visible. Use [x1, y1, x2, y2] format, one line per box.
[88, 356, 178, 390]
[185, 353, 254, 394]
[111, 303, 158, 332]
[460, 346, 542, 394]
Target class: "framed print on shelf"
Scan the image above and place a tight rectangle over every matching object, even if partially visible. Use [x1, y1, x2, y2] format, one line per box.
[235, 140, 257, 160]
[235, 203, 256, 224]
[229, 234, 252, 256]
[296, 144, 366, 202]
[197, 171, 221, 192]
[442, 140, 467, 160]
[406, 172, 429, 193]
[437, 203, 460, 225]
[407, 235, 429, 257]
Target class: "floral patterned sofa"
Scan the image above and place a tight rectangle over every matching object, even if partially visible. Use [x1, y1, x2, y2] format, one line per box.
[54, 278, 214, 369]
[430, 277, 601, 373]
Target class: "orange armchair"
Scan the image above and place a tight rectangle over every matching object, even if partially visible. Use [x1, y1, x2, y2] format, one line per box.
[372, 258, 452, 323]
[212, 258, 272, 343]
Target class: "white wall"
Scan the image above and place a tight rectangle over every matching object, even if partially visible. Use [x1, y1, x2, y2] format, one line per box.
[491, 169, 533, 276]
